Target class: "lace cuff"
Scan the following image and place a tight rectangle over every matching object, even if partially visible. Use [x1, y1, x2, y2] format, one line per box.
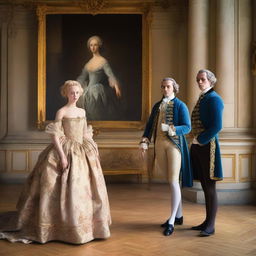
[45, 121, 65, 138]
[140, 137, 150, 145]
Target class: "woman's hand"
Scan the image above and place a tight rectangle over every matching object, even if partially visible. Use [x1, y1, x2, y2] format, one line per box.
[60, 155, 68, 170]
[109, 78, 121, 98]
[114, 85, 121, 98]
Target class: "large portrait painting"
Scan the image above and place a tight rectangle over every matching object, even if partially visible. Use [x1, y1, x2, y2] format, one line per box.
[37, 5, 151, 129]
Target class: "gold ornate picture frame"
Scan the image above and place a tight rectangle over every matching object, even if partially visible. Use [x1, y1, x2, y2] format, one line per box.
[37, 3, 152, 130]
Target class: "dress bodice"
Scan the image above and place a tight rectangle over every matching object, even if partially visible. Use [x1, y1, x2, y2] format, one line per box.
[77, 62, 115, 88]
[62, 117, 85, 144]
[76, 60, 120, 121]
[45, 117, 86, 144]
[87, 67, 107, 86]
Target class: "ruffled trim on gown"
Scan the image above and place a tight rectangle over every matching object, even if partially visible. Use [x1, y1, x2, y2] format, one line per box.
[0, 119, 111, 244]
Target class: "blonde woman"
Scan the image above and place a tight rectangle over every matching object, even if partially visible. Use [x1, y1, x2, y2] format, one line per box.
[0, 80, 111, 244]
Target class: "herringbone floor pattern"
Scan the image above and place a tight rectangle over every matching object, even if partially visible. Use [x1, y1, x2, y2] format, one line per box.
[0, 184, 255, 256]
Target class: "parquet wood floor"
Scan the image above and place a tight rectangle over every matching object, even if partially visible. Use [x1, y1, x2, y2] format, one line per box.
[0, 184, 255, 256]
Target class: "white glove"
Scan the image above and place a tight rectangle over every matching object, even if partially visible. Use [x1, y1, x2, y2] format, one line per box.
[161, 123, 169, 132]
[140, 142, 148, 150]
[168, 126, 176, 136]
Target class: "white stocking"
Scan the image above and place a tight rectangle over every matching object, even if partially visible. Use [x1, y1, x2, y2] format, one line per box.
[168, 181, 181, 225]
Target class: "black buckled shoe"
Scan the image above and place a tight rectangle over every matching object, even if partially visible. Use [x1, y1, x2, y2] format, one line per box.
[161, 220, 169, 228]
[174, 216, 183, 225]
[163, 224, 174, 236]
[161, 216, 183, 228]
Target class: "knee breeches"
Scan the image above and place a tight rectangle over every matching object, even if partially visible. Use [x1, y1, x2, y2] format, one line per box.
[155, 137, 181, 183]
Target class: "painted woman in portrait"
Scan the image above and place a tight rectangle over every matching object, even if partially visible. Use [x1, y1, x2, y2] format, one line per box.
[77, 35, 122, 121]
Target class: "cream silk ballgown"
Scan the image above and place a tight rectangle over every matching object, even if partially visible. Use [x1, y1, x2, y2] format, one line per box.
[0, 117, 111, 244]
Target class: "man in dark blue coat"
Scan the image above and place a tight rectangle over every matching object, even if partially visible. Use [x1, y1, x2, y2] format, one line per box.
[140, 77, 193, 236]
[190, 69, 224, 237]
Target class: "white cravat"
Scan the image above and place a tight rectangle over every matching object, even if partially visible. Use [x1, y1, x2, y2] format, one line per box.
[161, 93, 176, 136]
[200, 86, 212, 96]
[162, 93, 175, 103]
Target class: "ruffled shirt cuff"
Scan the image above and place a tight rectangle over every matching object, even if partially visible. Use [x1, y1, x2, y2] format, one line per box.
[139, 137, 149, 150]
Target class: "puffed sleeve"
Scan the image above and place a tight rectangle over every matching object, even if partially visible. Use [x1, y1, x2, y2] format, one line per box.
[45, 121, 65, 138]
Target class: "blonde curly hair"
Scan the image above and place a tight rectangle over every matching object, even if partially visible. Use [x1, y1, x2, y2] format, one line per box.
[60, 80, 84, 98]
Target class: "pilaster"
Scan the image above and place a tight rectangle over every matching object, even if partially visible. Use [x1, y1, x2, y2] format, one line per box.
[187, 0, 209, 111]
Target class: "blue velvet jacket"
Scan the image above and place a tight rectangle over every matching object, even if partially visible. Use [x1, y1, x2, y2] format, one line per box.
[193, 89, 224, 180]
[143, 97, 193, 187]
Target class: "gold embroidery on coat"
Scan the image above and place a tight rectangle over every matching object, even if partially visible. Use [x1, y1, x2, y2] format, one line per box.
[191, 94, 218, 180]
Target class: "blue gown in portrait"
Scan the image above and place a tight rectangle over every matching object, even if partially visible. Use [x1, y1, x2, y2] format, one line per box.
[77, 62, 120, 121]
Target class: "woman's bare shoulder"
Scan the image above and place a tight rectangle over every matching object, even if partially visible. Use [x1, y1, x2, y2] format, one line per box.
[77, 107, 86, 117]
[55, 107, 66, 121]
